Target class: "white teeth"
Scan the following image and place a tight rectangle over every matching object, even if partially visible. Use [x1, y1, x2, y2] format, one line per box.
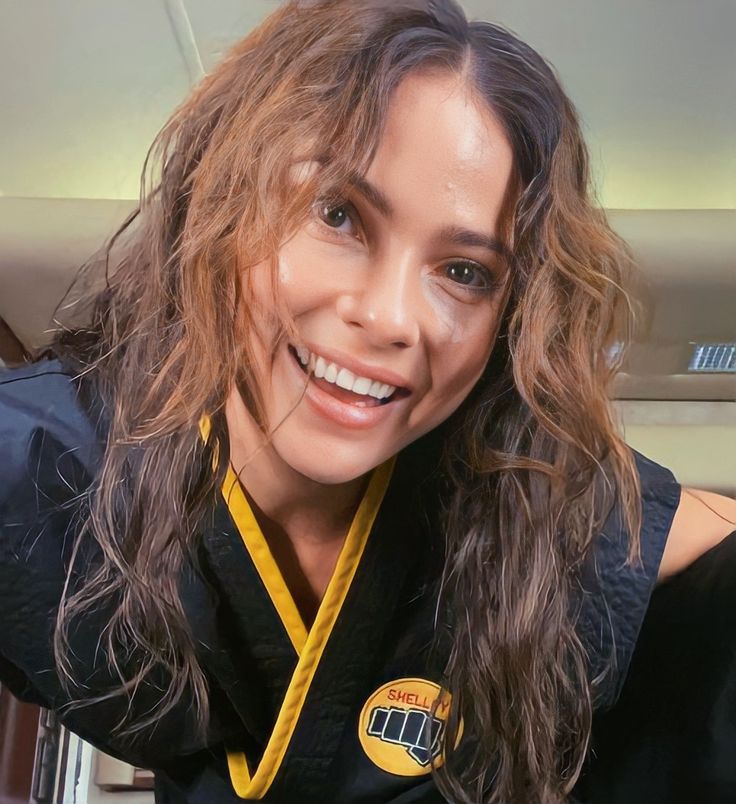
[296, 346, 310, 366]
[292, 344, 398, 400]
[314, 355, 328, 379]
[324, 362, 338, 383]
[336, 367, 356, 391]
[352, 376, 372, 395]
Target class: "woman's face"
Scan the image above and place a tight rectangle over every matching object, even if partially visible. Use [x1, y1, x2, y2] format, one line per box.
[243, 70, 515, 484]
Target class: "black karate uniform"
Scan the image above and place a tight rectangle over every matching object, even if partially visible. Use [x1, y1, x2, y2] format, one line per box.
[1, 358, 732, 803]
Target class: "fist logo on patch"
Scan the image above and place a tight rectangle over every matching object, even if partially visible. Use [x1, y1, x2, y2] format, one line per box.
[358, 678, 458, 776]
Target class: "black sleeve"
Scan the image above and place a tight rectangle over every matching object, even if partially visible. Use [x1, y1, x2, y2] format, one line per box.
[0, 359, 101, 705]
[0, 362, 217, 768]
[577, 449, 682, 710]
[576, 528, 736, 804]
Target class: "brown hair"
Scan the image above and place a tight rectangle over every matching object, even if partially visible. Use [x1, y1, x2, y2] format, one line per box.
[52, 1, 642, 801]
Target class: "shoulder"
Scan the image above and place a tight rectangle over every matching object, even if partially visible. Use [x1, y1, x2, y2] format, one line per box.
[580, 449, 734, 710]
[0, 358, 103, 504]
[579, 491, 736, 801]
[0, 361, 104, 704]
[658, 486, 736, 582]
[0, 357, 95, 436]
[616, 450, 736, 584]
[578, 449, 680, 707]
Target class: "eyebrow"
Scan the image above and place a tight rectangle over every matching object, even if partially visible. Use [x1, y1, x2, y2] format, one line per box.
[349, 173, 394, 218]
[436, 224, 511, 260]
[348, 173, 511, 259]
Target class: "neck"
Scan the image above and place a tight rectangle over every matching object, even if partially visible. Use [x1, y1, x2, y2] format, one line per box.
[224, 386, 369, 543]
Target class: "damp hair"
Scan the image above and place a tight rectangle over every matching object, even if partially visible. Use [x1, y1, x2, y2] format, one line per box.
[50, 1, 643, 801]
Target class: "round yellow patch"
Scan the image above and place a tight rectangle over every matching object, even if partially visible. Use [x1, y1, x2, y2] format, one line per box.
[358, 677, 455, 776]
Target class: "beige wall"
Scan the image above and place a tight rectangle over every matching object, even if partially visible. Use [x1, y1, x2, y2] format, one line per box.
[616, 401, 735, 495]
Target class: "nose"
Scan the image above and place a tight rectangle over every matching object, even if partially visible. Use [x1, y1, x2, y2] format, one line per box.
[335, 253, 422, 349]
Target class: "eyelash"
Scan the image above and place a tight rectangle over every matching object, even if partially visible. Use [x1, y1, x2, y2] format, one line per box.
[312, 199, 504, 296]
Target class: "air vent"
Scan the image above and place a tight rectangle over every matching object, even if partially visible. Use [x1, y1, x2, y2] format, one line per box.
[688, 343, 736, 373]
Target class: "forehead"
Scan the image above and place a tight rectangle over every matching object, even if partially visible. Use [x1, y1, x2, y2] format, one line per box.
[365, 70, 515, 232]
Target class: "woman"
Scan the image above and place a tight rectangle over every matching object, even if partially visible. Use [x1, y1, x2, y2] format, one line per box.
[1, 1, 734, 802]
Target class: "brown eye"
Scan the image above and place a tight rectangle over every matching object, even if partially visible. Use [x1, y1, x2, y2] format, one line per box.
[320, 204, 349, 227]
[315, 200, 358, 234]
[445, 260, 494, 291]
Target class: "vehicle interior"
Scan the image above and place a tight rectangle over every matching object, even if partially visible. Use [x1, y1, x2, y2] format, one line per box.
[1, 1, 734, 802]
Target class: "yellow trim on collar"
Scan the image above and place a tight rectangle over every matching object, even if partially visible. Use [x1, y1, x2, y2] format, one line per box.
[198, 415, 219, 472]
[198, 416, 212, 442]
[222, 465, 309, 653]
[222, 454, 396, 799]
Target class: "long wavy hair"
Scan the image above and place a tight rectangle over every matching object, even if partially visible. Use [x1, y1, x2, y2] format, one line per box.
[51, 1, 643, 801]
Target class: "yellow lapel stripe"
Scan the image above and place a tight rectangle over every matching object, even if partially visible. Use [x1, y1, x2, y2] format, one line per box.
[199, 416, 212, 442]
[223, 455, 396, 799]
[200, 415, 308, 652]
[222, 466, 309, 654]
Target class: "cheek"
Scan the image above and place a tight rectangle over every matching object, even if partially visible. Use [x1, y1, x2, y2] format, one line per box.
[431, 303, 499, 389]
[275, 240, 338, 316]
[427, 298, 466, 344]
[421, 271, 507, 349]
[244, 243, 325, 340]
[441, 349, 490, 404]
[406, 343, 492, 438]
[424, 314, 499, 424]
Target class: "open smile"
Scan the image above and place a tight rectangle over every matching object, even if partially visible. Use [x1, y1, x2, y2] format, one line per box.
[288, 344, 411, 406]
[286, 344, 411, 429]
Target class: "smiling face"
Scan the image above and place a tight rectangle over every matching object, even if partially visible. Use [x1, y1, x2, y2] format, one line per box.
[234, 69, 516, 486]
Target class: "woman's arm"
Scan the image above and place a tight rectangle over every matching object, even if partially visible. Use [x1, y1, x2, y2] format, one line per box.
[0, 359, 100, 701]
[658, 487, 736, 582]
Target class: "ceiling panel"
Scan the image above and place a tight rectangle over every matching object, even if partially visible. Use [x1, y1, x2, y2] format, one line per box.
[0, 0, 192, 200]
[180, 0, 280, 72]
[465, 0, 736, 209]
[0, 0, 733, 208]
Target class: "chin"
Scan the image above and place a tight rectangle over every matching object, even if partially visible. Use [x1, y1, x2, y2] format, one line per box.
[304, 467, 370, 485]
[274, 436, 384, 485]
[298, 456, 379, 486]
